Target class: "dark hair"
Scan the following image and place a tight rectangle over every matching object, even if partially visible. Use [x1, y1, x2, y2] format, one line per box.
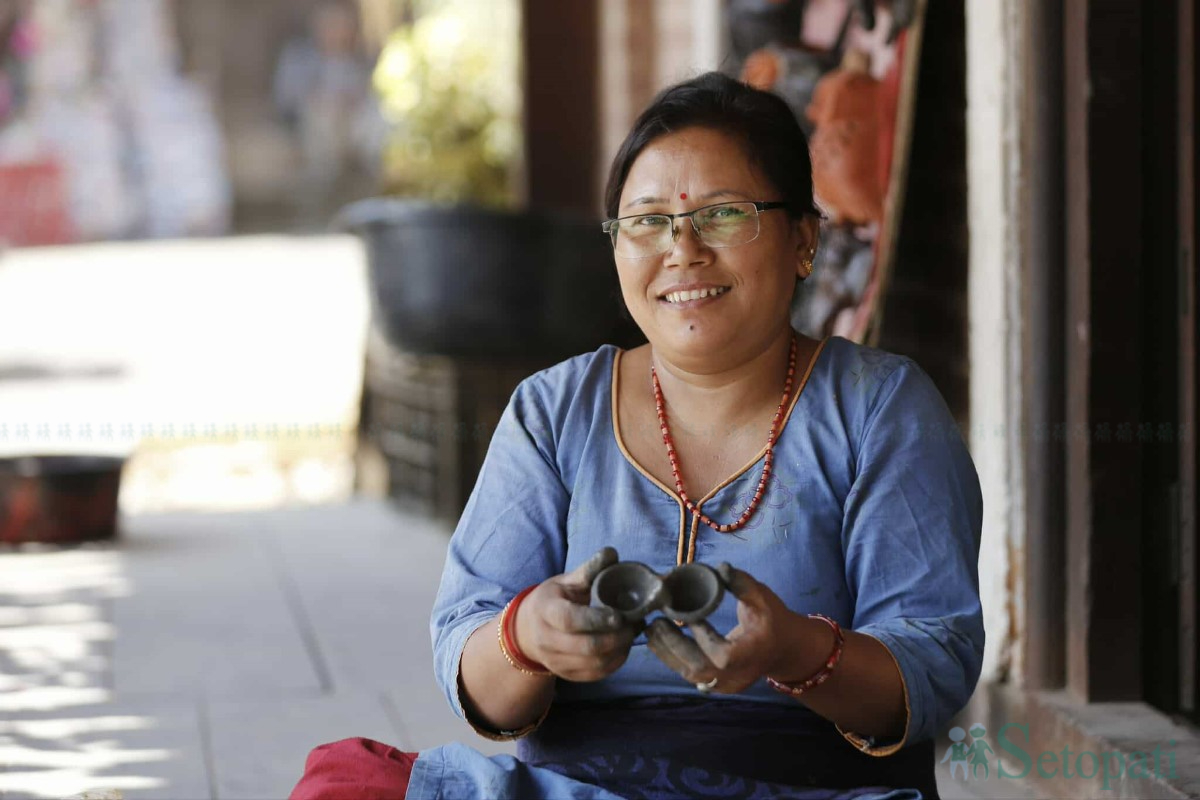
[603, 72, 819, 221]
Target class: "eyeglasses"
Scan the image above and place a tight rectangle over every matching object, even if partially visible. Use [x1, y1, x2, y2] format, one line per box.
[601, 200, 790, 259]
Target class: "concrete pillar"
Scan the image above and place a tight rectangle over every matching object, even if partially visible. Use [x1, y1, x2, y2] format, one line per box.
[522, 0, 601, 214]
[596, 0, 724, 204]
[966, 0, 1030, 686]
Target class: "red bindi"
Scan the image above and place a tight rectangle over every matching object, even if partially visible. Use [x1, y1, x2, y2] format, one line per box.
[679, 193, 688, 200]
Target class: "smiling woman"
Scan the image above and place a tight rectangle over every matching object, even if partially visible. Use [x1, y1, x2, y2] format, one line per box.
[608, 125, 817, 378]
[291, 72, 984, 800]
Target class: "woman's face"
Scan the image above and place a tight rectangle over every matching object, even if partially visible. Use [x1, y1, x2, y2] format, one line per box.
[613, 126, 816, 369]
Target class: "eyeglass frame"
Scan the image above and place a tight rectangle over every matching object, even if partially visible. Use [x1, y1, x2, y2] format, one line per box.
[600, 200, 793, 257]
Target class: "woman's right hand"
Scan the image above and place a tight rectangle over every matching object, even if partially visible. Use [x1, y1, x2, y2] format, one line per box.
[513, 547, 641, 682]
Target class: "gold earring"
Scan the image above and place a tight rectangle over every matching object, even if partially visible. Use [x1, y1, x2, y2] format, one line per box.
[799, 259, 814, 279]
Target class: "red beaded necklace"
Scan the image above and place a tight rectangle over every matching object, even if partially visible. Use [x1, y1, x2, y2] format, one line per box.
[651, 335, 798, 533]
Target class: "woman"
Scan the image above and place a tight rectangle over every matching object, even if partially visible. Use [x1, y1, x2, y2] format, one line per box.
[291, 72, 983, 800]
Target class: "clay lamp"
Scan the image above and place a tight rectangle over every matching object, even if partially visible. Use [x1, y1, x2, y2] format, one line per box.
[591, 561, 725, 624]
[662, 563, 725, 624]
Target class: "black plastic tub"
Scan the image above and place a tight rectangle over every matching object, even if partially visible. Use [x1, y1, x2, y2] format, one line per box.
[339, 199, 643, 359]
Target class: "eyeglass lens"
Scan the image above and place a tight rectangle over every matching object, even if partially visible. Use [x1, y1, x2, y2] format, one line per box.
[611, 202, 762, 257]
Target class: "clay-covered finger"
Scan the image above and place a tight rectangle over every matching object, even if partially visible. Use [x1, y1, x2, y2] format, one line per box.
[545, 599, 623, 632]
[689, 619, 733, 669]
[564, 547, 619, 589]
[717, 563, 762, 601]
[643, 619, 692, 675]
[645, 618, 713, 681]
[537, 624, 636, 660]
[536, 629, 637, 681]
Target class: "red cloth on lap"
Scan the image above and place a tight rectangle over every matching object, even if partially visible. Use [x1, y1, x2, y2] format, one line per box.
[290, 737, 416, 800]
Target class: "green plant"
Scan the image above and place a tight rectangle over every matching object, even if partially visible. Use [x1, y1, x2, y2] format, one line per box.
[372, 0, 520, 207]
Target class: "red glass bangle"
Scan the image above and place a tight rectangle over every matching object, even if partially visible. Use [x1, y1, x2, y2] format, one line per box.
[497, 585, 551, 676]
[765, 614, 844, 698]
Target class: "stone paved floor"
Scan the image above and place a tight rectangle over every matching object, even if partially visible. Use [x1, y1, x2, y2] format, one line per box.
[0, 500, 514, 800]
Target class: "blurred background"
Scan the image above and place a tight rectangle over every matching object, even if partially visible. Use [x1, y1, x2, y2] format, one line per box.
[0, 1, 1196, 798]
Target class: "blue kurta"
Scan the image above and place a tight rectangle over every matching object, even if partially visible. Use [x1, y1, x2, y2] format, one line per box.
[417, 336, 984, 799]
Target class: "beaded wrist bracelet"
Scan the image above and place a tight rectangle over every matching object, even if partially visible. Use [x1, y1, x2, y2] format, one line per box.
[497, 585, 552, 676]
[765, 613, 844, 697]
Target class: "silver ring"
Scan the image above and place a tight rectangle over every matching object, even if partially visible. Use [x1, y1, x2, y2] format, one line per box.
[695, 677, 718, 694]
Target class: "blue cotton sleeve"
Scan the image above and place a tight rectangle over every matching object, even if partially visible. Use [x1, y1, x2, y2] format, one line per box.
[429, 374, 570, 734]
[839, 360, 984, 754]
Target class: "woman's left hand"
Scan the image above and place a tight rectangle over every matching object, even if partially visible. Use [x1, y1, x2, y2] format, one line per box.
[645, 563, 808, 694]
